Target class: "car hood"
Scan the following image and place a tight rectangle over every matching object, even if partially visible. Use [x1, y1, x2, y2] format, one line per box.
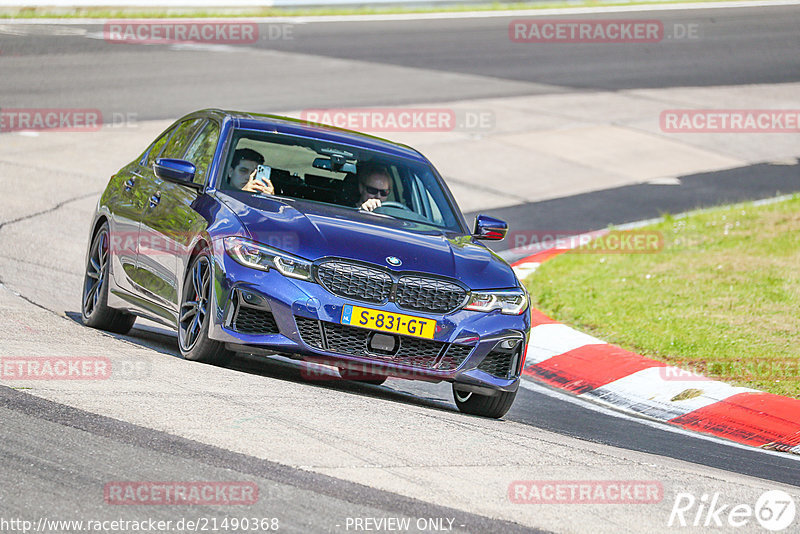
[218, 192, 518, 290]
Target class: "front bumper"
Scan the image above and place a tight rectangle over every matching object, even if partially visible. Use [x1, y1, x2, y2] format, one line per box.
[207, 250, 530, 393]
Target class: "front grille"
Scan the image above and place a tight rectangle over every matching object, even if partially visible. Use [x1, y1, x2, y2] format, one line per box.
[395, 276, 467, 314]
[315, 259, 467, 314]
[478, 345, 520, 378]
[295, 316, 472, 371]
[316, 261, 392, 303]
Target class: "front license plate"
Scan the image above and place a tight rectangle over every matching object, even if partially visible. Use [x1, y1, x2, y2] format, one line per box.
[341, 304, 436, 340]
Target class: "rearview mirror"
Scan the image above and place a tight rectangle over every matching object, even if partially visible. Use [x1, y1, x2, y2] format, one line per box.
[473, 214, 508, 241]
[154, 158, 201, 189]
[312, 157, 357, 174]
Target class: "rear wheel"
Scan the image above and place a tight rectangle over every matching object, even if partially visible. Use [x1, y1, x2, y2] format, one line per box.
[452, 384, 516, 419]
[81, 222, 136, 334]
[338, 367, 388, 385]
[178, 251, 233, 366]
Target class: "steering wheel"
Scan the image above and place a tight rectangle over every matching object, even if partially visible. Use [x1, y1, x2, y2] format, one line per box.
[376, 201, 409, 211]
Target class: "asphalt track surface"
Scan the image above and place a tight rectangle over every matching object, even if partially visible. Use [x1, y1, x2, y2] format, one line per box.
[0, 387, 536, 534]
[1, 6, 799, 118]
[1, 5, 800, 531]
[255, 7, 800, 90]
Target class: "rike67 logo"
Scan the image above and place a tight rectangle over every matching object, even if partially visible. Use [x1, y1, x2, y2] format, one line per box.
[668, 490, 797, 531]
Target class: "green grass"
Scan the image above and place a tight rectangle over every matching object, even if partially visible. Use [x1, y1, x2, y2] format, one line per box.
[524, 195, 800, 398]
[0, 0, 755, 19]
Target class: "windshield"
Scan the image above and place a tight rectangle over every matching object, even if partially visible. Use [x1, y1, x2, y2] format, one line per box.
[221, 130, 465, 232]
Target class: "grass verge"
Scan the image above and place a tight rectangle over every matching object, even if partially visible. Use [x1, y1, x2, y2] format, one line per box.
[524, 195, 800, 398]
[0, 0, 760, 19]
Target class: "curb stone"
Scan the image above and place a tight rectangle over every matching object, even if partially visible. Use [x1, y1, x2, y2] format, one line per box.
[513, 244, 800, 455]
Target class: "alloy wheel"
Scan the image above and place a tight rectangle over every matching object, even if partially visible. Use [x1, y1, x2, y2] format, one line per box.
[179, 256, 211, 351]
[82, 229, 108, 318]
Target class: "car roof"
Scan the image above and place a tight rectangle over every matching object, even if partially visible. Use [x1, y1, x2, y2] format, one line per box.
[194, 109, 429, 163]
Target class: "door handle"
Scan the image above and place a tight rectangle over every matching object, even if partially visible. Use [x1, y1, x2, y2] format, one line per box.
[149, 192, 161, 208]
[123, 178, 135, 192]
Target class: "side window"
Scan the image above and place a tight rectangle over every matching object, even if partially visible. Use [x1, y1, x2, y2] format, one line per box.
[184, 121, 221, 185]
[162, 118, 204, 160]
[144, 126, 176, 168]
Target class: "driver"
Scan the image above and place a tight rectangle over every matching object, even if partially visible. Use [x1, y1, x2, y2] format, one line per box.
[227, 148, 274, 195]
[356, 164, 392, 212]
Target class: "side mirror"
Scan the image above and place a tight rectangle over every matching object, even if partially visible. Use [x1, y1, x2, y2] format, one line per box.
[154, 158, 201, 189]
[473, 214, 508, 241]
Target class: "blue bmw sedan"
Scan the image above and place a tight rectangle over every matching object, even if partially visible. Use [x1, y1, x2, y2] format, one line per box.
[82, 109, 530, 418]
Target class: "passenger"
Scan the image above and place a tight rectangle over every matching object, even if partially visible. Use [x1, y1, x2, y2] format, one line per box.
[227, 148, 274, 194]
[356, 164, 393, 212]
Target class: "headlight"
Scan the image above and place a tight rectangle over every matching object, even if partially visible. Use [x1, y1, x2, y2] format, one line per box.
[223, 236, 313, 281]
[464, 288, 528, 315]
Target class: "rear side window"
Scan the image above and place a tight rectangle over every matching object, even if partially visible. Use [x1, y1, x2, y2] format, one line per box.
[183, 121, 221, 186]
[162, 118, 204, 160]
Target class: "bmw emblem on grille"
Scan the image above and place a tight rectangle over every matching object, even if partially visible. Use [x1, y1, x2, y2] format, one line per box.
[386, 256, 402, 267]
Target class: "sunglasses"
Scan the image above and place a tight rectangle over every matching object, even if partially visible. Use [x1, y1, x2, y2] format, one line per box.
[364, 185, 391, 196]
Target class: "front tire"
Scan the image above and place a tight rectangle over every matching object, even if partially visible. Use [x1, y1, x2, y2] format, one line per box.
[452, 384, 516, 418]
[178, 250, 233, 366]
[81, 222, 136, 335]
